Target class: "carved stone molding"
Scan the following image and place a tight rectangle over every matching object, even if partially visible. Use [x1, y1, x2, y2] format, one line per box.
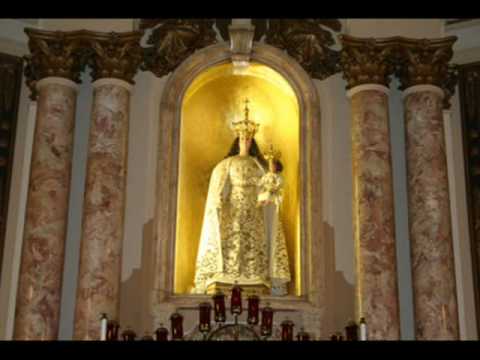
[339, 35, 398, 89]
[265, 19, 342, 80]
[24, 28, 88, 99]
[84, 31, 144, 83]
[141, 19, 217, 78]
[395, 37, 457, 90]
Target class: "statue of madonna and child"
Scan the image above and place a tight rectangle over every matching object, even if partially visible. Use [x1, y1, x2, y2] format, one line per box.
[192, 100, 291, 297]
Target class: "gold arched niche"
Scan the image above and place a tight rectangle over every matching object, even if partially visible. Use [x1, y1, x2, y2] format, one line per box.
[174, 62, 301, 295]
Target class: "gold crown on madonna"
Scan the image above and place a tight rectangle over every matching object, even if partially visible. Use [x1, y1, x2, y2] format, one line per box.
[232, 99, 259, 137]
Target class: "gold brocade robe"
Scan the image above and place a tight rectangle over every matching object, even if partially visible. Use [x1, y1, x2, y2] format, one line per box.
[193, 155, 291, 295]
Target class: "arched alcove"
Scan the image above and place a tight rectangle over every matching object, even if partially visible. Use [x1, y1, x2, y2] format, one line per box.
[150, 42, 329, 337]
[176, 62, 301, 296]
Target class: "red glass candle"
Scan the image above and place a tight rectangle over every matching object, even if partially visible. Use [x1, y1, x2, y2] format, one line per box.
[212, 291, 226, 323]
[247, 295, 260, 325]
[296, 328, 310, 341]
[154, 324, 169, 341]
[345, 320, 358, 341]
[231, 283, 243, 315]
[121, 327, 137, 341]
[199, 302, 212, 332]
[260, 304, 274, 336]
[281, 320, 294, 341]
[106, 320, 119, 341]
[170, 312, 184, 340]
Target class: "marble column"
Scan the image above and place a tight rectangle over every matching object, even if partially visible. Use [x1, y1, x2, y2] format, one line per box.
[73, 78, 132, 340]
[347, 84, 401, 340]
[340, 35, 401, 340]
[73, 31, 143, 340]
[402, 85, 459, 340]
[13, 77, 78, 340]
[397, 36, 459, 340]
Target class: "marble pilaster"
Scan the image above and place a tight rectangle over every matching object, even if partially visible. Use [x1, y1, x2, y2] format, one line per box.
[13, 77, 78, 340]
[347, 84, 401, 340]
[73, 78, 132, 340]
[403, 85, 459, 340]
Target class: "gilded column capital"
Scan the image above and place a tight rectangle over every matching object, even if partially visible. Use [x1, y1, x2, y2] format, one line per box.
[84, 31, 144, 84]
[24, 28, 88, 100]
[339, 35, 398, 90]
[396, 36, 458, 107]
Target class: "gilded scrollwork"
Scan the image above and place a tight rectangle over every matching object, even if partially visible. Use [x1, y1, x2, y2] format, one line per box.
[395, 37, 457, 90]
[84, 31, 144, 83]
[339, 35, 398, 89]
[24, 28, 88, 99]
[141, 19, 217, 78]
[265, 19, 342, 80]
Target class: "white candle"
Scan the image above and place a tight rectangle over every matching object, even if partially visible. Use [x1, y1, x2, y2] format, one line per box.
[359, 317, 368, 341]
[100, 313, 108, 341]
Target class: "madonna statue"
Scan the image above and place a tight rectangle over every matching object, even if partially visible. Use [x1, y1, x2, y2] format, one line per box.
[192, 100, 291, 296]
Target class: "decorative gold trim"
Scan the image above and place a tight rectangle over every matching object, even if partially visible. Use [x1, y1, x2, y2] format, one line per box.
[339, 35, 398, 89]
[83, 30, 144, 84]
[141, 19, 217, 78]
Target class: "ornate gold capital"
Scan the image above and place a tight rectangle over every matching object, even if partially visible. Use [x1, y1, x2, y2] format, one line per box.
[141, 19, 217, 78]
[265, 19, 342, 80]
[395, 37, 457, 90]
[84, 31, 144, 83]
[339, 35, 398, 89]
[24, 28, 88, 99]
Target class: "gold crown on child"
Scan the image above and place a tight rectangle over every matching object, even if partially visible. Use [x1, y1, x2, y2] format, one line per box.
[264, 144, 281, 161]
[232, 99, 259, 138]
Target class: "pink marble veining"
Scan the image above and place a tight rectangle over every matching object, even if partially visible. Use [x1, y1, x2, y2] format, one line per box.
[73, 83, 130, 340]
[351, 89, 400, 340]
[14, 81, 77, 340]
[404, 89, 459, 340]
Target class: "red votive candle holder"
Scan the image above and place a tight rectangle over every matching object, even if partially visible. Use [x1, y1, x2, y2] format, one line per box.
[231, 283, 243, 315]
[154, 324, 169, 341]
[106, 320, 119, 341]
[345, 320, 358, 341]
[170, 312, 184, 340]
[212, 291, 226, 323]
[247, 295, 260, 325]
[199, 302, 212, 332]
[260, 304, 274, 336]
[281, 319, 294, 341]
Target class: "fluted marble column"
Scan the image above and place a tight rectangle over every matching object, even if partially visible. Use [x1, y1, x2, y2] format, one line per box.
[73, 31, 143, 340]
[14, 28, 85, 340]
[340, 35, 401, 339]
[13, 77, 78, 340]
[398, 36, 459, 340]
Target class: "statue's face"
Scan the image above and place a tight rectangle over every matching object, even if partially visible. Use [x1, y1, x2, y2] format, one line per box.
[239, 133, 253, 152]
